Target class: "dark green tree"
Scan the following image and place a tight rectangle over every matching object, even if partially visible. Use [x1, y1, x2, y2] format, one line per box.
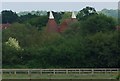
[2, 10, 18, 24]
[18, 13, 38, 23]
[26, 16, 48, 30]
[80, 14, 116, 35]
[77, 6, 97, 21]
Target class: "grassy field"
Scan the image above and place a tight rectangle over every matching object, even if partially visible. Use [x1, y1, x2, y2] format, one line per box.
[2, 74, 118, 79]
[2, 79, 120, 81]
[2, 79, 119, 81]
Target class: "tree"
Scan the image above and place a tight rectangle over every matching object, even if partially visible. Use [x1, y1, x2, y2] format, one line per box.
[63, 22, 81, 36]
[85, 31, 120, 67]
[2, 10, 18, 24]
[2, 23, 40, 48]
[77, 6, 97, 21]
[80, 14, 116, 35]
[2, 9, 120, 68]
[26, 16, 48, 30]
[5, 37, 21, 50]
[2, 43, 23, 68]
[18, 13, 38, 23]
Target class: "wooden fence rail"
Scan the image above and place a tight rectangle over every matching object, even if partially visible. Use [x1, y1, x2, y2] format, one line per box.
[1, 68, 120, 75]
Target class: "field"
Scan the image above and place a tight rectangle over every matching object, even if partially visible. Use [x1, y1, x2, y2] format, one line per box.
[2, 74, 118, 79]
[2, 79, 119, 81]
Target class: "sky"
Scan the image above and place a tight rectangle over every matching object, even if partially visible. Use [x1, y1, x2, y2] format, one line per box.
[2, 2, 118, 12]
[1, 0, 119, 2]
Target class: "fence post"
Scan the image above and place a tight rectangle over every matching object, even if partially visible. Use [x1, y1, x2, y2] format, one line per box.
[66, 69, 68, 74]
[105, 69, 106, 74]
[110, 69, 112, 74]
[92, 69, 94, 75]
[28, 70, 30, 75]
[28, 69, 31, 80]
[14, 71, 16, 75]
[40, 69, 42, 75]
[79, 69, 80, 74]
[117, 69, 119, 74]
[53, 69, 55, 75]
[9, 71, 11, 75]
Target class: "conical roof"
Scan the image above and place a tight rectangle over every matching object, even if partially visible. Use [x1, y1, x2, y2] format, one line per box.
[72, 11, 76, 19]
[49, 11, 54, 19]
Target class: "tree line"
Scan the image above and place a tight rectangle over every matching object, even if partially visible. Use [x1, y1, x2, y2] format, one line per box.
[2, 7, 120, 68]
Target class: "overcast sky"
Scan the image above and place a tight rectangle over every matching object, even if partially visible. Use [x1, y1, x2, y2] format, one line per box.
[2, 2, 118, 12]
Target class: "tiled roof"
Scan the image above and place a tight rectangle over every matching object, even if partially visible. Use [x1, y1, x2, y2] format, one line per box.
[47, 19, 58, 32]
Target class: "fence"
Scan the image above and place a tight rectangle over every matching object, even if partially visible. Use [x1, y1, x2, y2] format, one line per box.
[2, 68, 119, 75]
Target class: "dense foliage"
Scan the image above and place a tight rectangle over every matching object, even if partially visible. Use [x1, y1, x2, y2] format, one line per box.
[2, 7, 120, 68]
[2, 10, 19, 24]
[77, 6, 97, 21]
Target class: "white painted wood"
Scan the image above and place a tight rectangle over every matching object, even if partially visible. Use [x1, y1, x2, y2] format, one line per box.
[49, 11, 54, 19]
[2, 68, 119, 75]
[72, 11, 76, 18]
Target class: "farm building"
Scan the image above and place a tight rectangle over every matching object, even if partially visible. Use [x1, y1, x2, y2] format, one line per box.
[47, 11, 78, 33]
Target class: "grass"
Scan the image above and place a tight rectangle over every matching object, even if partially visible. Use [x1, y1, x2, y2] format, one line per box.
[2, 73, 118, 79]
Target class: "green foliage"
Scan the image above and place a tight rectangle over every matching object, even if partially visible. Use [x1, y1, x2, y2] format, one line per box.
[5, 37, 21, 50]
[2, 43, 23, 68]
[2, 8, 120, 68]
[18, 13, 38, 23]
[3, 25, 120, 68]
[2, 23, 40, 48]
[116, 69, 120, 80]
[63, 22, 81, 36]
[85, 31, 120, 67]
[2, 10, 18, 24]
[80, 14, 116, 35]
[77, 6, 97, 21]
[52, 11, 64, 24]
[60, 12, 71, 23]
[26, 16, 48, 30]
